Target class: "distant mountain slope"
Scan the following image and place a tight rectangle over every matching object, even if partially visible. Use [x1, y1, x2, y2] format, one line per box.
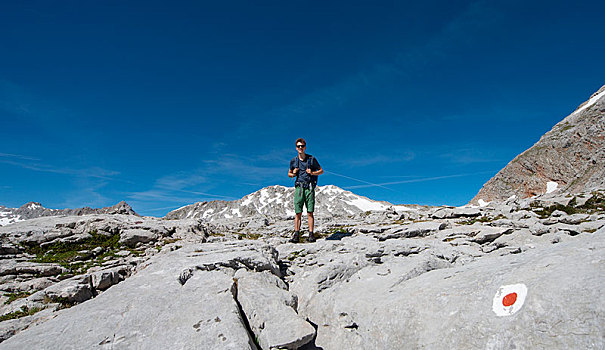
[471, 85, 605, 205]
[0, 201, 137, 226]
[165, 185, 408, 221]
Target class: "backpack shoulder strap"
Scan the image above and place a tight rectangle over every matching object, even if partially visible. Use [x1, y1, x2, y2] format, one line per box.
[294, 156, 300, 182]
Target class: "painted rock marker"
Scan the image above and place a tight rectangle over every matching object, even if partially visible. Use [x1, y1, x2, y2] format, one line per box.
[492, 284, 528, 317]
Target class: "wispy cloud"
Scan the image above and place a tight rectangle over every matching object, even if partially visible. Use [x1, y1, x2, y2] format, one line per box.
[127, 152, 286, 206]
[0, 156, 120, 181]
[0, 152, 40, 161]
[324, 170, 394, 191]
[60, 179, 111, 209]
[345, 171, 496, 190]
[127, 171, 236, 204]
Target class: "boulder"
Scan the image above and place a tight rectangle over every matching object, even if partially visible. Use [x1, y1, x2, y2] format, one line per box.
[432, 207, 481, 219]
[235, 270, 315, 349]
[0, 262, 67, 278]
[558, 213, 590, 225]
[119, 229, 158, 247]
[470, 227, 515, 244]
[43, 275, 94, 304]
[376, 222, 447, 241]
[90, 267, 124, 291]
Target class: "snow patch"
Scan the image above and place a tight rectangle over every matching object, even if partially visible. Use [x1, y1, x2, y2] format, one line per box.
[241, 196, 253, 206]
[347, 197, 388, 212]
[478, 199, 489, 207]
[202, 209, 215, 219]
[393, 205, 415, 212]
[546, 181, 559, 194]
[572, 88, 605, 116]
[0, 215, 22, 226]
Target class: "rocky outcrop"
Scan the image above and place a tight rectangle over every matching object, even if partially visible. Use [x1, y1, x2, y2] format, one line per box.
[288, 232, 603, 349]
[0, 188, 603, 348]
[0, 241, 315, 349]
[471, 85, 605, 205]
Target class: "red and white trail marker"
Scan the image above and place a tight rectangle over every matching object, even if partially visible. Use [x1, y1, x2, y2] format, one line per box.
[492, 284, 528, 317]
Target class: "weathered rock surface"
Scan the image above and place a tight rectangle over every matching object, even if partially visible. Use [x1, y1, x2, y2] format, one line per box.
[291, 233, 604, 349]
[235, 270, 315, 349]
[0, 242, 283, 349]
[0, 177, 603, 349]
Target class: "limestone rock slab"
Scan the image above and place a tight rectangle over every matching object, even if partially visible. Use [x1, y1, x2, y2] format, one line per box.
[235, 270, 315, 349]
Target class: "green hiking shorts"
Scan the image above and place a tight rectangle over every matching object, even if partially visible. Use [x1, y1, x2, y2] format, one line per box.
[294, 185, 315, 214]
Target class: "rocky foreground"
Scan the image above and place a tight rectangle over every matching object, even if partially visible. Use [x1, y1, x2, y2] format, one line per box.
[0, 190, 603, 349]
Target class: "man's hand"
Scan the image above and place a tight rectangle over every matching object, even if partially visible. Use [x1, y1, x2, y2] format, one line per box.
[293, 168, 299, 175]
[306, 168, 312, 175]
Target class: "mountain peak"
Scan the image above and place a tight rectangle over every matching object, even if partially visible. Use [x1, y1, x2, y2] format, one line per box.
[165, 184, 404, 221]
[471, 85, 605, 204]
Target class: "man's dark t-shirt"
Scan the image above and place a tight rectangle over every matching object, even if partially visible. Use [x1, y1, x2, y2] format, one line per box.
[290, 154, 321, 187]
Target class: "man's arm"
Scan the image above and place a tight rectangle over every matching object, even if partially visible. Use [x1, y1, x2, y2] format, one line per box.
[288, 159, 299, 178]
[306, 167, 323, 176]
[306, 158, 323, 176]
[288, 167, 299, 178]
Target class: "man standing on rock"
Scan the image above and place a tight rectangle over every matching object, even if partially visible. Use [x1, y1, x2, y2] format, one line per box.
[288, 138, 323, 243]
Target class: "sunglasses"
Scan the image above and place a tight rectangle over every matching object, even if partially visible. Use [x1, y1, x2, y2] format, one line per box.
[296, 144, 306, 148]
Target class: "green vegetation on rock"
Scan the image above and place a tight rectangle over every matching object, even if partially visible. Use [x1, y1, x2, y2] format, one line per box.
[23, 230, 123, 274]
[3, 291, 33, 305]
[0, 305, 44, 322]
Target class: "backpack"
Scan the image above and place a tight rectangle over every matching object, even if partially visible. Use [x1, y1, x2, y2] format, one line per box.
[295, 155, 318, 188]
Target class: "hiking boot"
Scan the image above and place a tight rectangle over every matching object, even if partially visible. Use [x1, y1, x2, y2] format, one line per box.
[289, 231, 300, 243]
[307, 232, 316, 243]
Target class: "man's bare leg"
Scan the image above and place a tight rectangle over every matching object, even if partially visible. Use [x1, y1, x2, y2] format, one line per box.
[295, 213, 302, 232]
[290, 213, 302, 243]
[307, 212, 315, 242]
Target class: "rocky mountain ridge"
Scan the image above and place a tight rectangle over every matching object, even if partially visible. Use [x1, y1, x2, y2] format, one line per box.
[165, 184, 414, 222]
[0, 201, 138, 227]
[471, 85, 605, 205]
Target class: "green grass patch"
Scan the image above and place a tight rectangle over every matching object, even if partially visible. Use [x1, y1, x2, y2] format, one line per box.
[163, 238, 181, 244]
[558, 122, 574, 132]
[237, 232, 262, 240]
[287, 249, 307, 261]
[531, 203, 579, 219]
[327, 227, 351, 235]
[530, 192, 605, 219]
[3, 291, 33, 305]
[43, 295, 75, 309]
[24, 230, 124, 275]
[578, 192, 605, 212]
[0, 305, 44, 322]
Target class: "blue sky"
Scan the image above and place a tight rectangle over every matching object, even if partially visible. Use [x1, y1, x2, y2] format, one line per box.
[1, 0, 604, 216]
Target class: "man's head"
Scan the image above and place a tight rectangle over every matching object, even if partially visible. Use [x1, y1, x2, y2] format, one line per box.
[295, 138, 306, 155]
